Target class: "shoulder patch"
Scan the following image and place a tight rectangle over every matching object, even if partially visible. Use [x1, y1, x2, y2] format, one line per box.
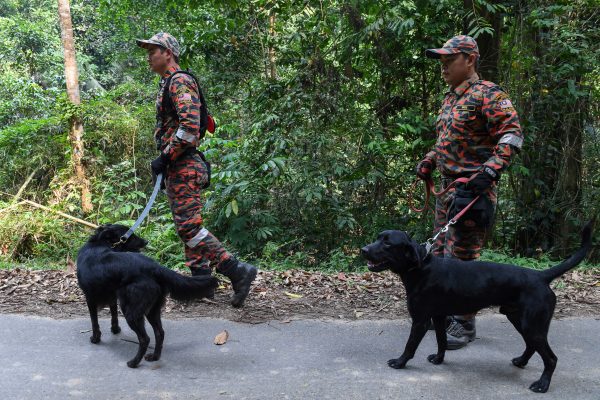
[175, 84, 191, 95]
[498, 98, 514, 110]
[177, 93, 192, 102]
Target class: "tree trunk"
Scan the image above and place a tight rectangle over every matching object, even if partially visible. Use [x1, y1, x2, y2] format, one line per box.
[268, 12, 277, 80]
[463, 0, 502, 82]
[57, 0, 92, 213]
[512, 1, 585, 257]
[553, 82, 584, 256]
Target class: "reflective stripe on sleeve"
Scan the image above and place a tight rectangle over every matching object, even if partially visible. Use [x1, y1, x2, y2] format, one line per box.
[186, 228, 209, 248]
[498, 133, 523, 149]
[175, 127, 197, 143]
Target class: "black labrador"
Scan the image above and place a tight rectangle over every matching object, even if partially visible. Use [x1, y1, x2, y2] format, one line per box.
[361, 222, 593, 393]
[77, 224, 218, 368]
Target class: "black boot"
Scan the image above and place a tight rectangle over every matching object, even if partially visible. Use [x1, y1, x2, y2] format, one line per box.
[220, 259, 257, 308]
[446, 316, 476, 350]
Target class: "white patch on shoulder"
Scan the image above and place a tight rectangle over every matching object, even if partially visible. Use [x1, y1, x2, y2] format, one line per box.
[499, 99, 513, 109]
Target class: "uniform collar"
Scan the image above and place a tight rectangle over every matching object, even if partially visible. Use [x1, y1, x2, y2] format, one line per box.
[161, 65, 179, 79]
[450, 74, 480, 97]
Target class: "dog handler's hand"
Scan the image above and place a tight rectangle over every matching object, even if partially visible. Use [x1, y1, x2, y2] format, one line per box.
[150, 153, 169, 190]
[151, 152, 169, 176]
[467, 166, 499, 194]
[151, 171, 166, 190]
[415, 158, 434, 180]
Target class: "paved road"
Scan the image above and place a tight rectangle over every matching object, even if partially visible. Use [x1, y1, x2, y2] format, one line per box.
[1, 314, 599, 399]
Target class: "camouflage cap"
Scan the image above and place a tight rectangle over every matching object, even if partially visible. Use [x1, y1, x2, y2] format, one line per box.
[425, 35, 479, 59]
[136, 32, 180, 58]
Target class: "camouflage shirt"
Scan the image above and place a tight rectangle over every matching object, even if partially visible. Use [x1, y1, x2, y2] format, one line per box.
[155, 65, 202, 161]
[426, 74, 523, 177]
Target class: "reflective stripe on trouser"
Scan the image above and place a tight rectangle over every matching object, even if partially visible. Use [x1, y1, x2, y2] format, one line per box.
[432, 180, 497, 260]
[165, 152, 232, 272]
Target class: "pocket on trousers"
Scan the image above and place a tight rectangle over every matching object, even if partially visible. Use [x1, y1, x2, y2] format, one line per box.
[191, 155, 210, 190]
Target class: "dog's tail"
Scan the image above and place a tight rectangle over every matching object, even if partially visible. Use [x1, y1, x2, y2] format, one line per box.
[539, 220, 594, 284]
[153, 268, 219, 301]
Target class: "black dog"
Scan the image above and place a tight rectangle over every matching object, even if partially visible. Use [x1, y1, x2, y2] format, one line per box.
[77, 224, 218, 368]
[361, 222, 593, 393]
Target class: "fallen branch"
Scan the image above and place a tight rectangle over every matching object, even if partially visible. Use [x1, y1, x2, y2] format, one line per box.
[0, 200, 27, 215]
[21, 200, 98, 229]
[13, 169, 38, 204]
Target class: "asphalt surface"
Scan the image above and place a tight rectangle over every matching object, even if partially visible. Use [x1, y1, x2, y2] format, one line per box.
[1, 313, 599, 399]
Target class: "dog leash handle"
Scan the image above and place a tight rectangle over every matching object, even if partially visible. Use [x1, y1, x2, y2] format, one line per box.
[119, 173, 163, 243]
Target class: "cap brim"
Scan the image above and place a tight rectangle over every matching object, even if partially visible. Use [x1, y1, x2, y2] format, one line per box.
[425, 48, 461, 59]
[135, 39, 163, 50]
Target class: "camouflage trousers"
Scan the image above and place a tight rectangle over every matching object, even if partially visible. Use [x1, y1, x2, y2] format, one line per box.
[432, 177, 497, 261]
[165, 152, 232, 274]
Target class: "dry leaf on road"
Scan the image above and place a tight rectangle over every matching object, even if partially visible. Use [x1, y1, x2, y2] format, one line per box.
[214, 330, 229, 345]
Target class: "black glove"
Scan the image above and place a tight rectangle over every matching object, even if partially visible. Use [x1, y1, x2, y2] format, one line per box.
[467, 166, 499, 194]
[151, 171, 166, 190]
[415, 158, 434, 180]
[150, 152, 170, 176]
[448, 188, 495, 228]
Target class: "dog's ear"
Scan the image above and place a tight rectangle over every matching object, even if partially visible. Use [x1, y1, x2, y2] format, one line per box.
[405, 241, 423, 269]
[90, 225, 106, 242]
[94, 225, 118, 243]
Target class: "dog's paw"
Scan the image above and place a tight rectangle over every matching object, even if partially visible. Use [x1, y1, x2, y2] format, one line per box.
[90, 334, 101, 344]
[529, 379, 550, 393]
[387, 358, 407, 369]
[111, 326, 121, 334]
[127, 360, 140, 368]
[144, 354, 160, 362]
[512, 356, 528, 368]
[427, 354, 444, 365]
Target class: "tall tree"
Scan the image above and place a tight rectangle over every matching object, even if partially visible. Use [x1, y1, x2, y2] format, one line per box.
[507, 0, 598, 256]
[463, 0, 503, 82]
[268, 10, 277, 80]
[57, 0, 91, 213]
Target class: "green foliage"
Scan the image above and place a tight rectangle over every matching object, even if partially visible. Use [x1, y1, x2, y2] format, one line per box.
[0, 116, 66, 196]
[92, 161, 147, 225]
[491, 0, 600, 256]
[0, 0, 598, 272]
[481, 249, 598, 271]
[0, 199, 89, 262]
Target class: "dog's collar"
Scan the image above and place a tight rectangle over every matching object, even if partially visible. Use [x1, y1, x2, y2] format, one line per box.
[111, 237, 127, 248]
[423, 252, 432, 263]
[405, 248, 430, 273]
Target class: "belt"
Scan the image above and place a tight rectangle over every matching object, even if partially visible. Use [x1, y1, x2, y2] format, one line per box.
[441, 172, 477, 188]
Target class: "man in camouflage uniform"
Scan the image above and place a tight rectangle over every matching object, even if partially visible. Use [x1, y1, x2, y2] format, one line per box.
[136, 32, 257, 308]
[416, 35, 523, 348]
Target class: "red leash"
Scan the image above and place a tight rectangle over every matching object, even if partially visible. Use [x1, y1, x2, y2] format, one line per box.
[414, 176, 482, 254]
[408, 176, 471, 213]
